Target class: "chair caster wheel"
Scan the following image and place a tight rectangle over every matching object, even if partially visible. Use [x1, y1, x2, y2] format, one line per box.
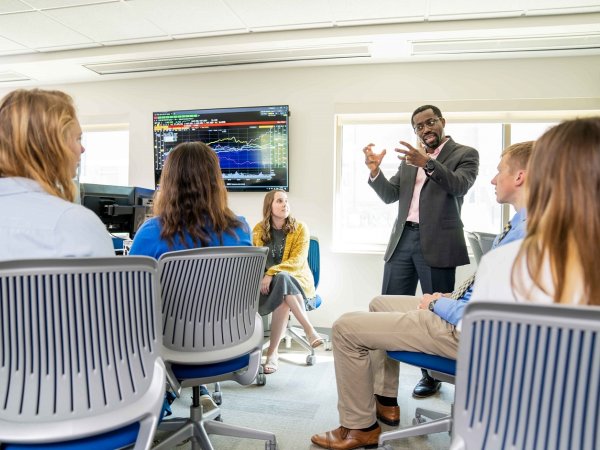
[213, 391, 222, 405]
[306, 355, 316, 365]
[324, 341, 332, 351]
[378, 444, 393, 450]
[265, 440, 278, 450]
[412, 414, 426, 425]
[256, 373, 266, 385]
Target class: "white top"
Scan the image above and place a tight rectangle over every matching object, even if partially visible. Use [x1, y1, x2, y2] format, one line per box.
[471, 239, 557, 305]
[0, 177, 114, 261]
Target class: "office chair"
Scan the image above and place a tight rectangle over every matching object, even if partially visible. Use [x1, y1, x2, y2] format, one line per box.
[474, 231, 496, 256]
[0, 257, 165, 450]
[377, 352, 456, 449]
[281, 236, 331, 365]
[466, 231, 484, 264]
[450, 301, 600, 450]
[154, 246, 277, 450]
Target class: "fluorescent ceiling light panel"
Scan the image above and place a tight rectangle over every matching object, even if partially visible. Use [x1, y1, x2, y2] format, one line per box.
[83, 44, 371, 74]
[0, 70, 31, 82]
[412, 34, 600, 54]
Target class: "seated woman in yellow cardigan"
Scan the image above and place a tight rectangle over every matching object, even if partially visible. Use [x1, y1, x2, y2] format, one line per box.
[253, 190, 324, 374]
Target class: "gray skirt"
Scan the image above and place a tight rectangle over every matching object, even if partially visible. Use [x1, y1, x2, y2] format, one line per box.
[259, 272, 316, 316]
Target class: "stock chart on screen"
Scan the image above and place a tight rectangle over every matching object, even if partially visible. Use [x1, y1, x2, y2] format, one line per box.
[153, 105, 289, 191]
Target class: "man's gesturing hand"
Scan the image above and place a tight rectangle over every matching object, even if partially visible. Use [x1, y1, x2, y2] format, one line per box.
[363, 143, 387, 178]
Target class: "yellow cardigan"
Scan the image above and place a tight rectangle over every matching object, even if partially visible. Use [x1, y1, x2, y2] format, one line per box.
[252, 221, 316, 299]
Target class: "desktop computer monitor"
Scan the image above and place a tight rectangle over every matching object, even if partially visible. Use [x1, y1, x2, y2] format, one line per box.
[80, 183, 154, 237]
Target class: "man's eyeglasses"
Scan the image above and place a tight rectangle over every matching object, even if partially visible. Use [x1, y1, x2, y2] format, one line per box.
[413, 117, 441, 133]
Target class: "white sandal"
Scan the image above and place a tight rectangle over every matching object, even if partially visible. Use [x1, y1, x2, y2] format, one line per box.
[263, 355, 279, 374]
[307, 333, 325, 348]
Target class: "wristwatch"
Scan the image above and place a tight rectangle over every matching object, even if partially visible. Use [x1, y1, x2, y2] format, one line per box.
[424, 157, 435, 174]
[428, 299, 437, 312]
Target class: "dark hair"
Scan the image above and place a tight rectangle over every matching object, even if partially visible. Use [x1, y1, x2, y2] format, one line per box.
[411, 105, 443, 126]
[154, 141, 242, 248]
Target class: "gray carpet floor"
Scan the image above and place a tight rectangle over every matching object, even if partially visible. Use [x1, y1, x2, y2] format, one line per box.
[156, 333, 454, 450]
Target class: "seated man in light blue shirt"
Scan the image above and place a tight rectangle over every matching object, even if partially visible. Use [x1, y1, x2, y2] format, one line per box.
[433, 206, 527, 326]
[311, 141, 533, 450]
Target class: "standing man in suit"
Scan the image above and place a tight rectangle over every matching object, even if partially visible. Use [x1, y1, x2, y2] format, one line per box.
[363, 105, 479, 397]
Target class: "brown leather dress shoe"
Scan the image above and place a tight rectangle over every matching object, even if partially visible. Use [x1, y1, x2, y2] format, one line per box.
[375, 398, 400, 426]
[311, 425, 381, 449]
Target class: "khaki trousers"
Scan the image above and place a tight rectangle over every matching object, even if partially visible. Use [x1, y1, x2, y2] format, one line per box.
[332, 295, 459, 429]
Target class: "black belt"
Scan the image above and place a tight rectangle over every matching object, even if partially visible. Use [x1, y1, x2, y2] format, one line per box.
[405, 221, 419, 229]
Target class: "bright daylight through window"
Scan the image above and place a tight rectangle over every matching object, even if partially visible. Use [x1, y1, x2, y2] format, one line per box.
[79, 129, 129, 187]
[334, 115, 559, 253]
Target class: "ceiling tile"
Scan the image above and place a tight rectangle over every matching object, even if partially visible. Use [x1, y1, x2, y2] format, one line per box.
[429, 0, 524, 20]
[127, 0, 246, 35]
[331, 0, 425, 24]
[43, 2, 167, 42]
[24, 0, 119, 8]
[0, 11, 93, 48]
[523, 0, 600, 14]
[0, 0, 34, 14]
[224, 0, 334, 29]
[0, 34, 30, 53]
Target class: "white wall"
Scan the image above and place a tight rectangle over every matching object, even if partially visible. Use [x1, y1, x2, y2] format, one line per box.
[4, 55, 599, 327]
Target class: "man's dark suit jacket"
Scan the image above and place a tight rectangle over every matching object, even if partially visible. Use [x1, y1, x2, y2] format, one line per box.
[369, 137, 479, 268]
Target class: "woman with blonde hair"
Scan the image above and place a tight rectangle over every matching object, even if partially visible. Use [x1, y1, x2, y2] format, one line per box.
[253, 190, 323, 374]
[0, 88, 113, 260]
[472, 117, 600, 306]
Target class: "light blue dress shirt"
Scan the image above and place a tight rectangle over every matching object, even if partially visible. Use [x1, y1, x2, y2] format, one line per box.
[433, 208, 527, 325]
[0, 177, 114, 261]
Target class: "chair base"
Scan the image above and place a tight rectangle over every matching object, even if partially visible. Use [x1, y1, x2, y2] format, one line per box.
[154, 386, 277, 450]
[377, 405, 452, 449]
[284, 326, 331, 365]
[263, 314, 331, 366]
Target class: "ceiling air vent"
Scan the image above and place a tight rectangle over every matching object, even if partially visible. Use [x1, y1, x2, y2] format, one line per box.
[83, 44, 371, 75]
[412, 33, 600, 55]
[0, 70, 31, 83]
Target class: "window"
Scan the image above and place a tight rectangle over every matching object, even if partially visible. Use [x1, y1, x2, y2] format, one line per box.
[79, 129, 129, 186]
[334, 114, 571, 253]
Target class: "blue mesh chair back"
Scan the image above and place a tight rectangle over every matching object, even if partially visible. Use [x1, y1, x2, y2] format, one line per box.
[0, 257, 165, 450]
[450, 301, 600, 450]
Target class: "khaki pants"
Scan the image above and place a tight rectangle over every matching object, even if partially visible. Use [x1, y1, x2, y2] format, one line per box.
[332, 295, 459, 428]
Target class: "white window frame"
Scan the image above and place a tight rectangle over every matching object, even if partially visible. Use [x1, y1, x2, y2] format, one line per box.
[333, 109, 599, 254]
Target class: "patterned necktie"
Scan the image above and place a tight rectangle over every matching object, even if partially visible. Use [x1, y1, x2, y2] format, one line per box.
[495, 220, 513, 246]
[450, 220, 513, 300]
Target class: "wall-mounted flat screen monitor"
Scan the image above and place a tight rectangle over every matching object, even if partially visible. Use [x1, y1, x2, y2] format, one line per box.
[153, 105, 289, 191]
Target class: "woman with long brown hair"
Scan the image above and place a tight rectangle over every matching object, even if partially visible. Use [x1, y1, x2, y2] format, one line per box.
[129, 141, 251, 258]
[0, 88, 113, 260]
[472, 117, 600, 306]
[253, 190, 323, 374]
[130, 141, 251, 411]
